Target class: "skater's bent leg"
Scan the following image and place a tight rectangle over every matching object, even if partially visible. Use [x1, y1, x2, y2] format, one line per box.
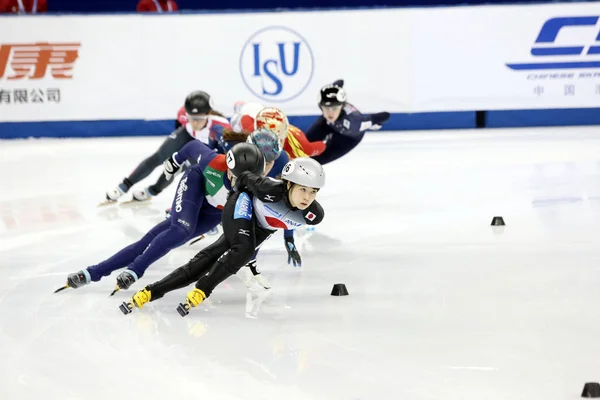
[126, 151, 163, 186]
[86, 219, 171, 282]
[126, 126, 192, 185]
[146, 173, 173, 196]
[146, 235, 230, 300]
[126, 223, 192, 279]
[196, 227, 274, 297]
[191, 209, 222, 238]
[127, 169, 205, 278]
[194, 192, 271, 297]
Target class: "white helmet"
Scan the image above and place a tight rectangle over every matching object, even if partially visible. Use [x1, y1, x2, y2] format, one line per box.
[281, 157, 325, 189]
[255, 107, 289, 141]
[240, 102, 264, 118]
[230, 102, 264, 133]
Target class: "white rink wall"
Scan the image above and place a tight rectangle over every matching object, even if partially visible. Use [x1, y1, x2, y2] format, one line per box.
[0, 2, 599, 125]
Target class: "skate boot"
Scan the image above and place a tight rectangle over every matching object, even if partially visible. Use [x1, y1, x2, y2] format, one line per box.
[119, 287, 152, 315]
[105, 183, 128, 202]
[177, 288, 206, 317]
[132, 188, 153, 202]
[110, 270, 138, 296]
[55, 269, 91, 293]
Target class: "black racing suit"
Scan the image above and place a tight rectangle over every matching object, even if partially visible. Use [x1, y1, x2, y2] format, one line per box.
[144, 172, 324, 301]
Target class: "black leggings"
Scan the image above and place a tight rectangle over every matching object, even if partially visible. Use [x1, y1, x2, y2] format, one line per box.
[124, 126, 193, 194]
[146, 191, 274, 301]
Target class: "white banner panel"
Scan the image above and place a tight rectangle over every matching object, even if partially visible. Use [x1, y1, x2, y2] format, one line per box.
[141, 10, 411, 119]
[2, 3, 599, 123]
[0, 16, 144, 122]
[410, 2, 600, 111]
[0, 10, 411, 122]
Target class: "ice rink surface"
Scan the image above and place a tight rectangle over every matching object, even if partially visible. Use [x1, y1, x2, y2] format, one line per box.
[2, 126, 600, 400]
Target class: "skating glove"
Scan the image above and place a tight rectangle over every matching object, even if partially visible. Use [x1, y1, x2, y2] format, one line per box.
[285, 236, 302, 267]
[369, 112, 390, 131]
[163, 154, 181, 181]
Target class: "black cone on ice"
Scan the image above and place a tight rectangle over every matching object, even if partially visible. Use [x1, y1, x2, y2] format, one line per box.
[582, 382, 600, 398]
[331, 283, 348, 296]
[491, 216, 505, 226]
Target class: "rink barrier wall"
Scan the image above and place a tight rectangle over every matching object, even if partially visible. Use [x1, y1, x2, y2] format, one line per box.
[0, 112, 475, 139]
[2, 109, 600, 139]
[1, 2, 600, 137]
[485, 108, 600, 128]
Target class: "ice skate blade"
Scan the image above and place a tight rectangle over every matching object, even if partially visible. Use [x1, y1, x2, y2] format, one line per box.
[188, 235, 205, 246]
[119, 199, 152, 207]
[98, 200, 117, 207]
[119, 302, 133, 315]
[53, 284, 69, 293]
[177, 303, 190, 317]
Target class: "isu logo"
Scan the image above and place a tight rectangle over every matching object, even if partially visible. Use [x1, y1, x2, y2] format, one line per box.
[239, 26, 314, 102]
[0, 42, 81, 80]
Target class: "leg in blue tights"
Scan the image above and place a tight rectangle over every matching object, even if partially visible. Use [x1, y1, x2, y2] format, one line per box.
[87, 167, 207, 283]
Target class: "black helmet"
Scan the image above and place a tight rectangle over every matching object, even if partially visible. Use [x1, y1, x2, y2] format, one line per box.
[318, 84, 347, 107]
[226, 142, 265, 178]
[184, 91, 212, 115]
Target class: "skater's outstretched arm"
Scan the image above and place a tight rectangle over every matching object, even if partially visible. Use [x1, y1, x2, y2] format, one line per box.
[164, 140, 215, 180]
[234, 171, 286, 202]
[333, 105, 390, 139]
[173, 140, 215, 166]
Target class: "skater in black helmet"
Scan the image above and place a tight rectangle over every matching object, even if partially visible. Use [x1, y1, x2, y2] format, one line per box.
[120, 156, 325, 316]
[103, 90, 230, 204]
[306, 79, 390, 165]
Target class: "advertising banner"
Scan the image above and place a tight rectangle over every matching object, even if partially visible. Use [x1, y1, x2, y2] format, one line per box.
[0, 16, 144, 122]
[1, 3, 598, 124]
[409, 2, 600, 111]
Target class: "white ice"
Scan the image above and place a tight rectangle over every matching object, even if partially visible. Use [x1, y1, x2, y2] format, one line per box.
[1, 127, 600, 400]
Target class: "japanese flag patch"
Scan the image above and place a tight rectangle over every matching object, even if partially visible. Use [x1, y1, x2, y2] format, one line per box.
[305, 211, 316, 221]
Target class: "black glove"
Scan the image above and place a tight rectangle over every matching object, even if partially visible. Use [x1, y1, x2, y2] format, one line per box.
[163, 154, 181, 181]
[370, 112, 390, 130]
[285, 236, 302, 267]
[233, 170, 250, 192]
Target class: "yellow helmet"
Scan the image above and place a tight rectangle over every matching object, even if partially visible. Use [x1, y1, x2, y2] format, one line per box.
[255, 107, 289, 141]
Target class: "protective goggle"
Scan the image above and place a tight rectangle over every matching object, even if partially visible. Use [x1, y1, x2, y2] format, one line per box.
[321, 104, 343, 110]
[186, 113, 209, 122]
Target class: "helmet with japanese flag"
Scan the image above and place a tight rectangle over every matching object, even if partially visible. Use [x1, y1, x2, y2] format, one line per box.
[255, 107, 289, 141]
